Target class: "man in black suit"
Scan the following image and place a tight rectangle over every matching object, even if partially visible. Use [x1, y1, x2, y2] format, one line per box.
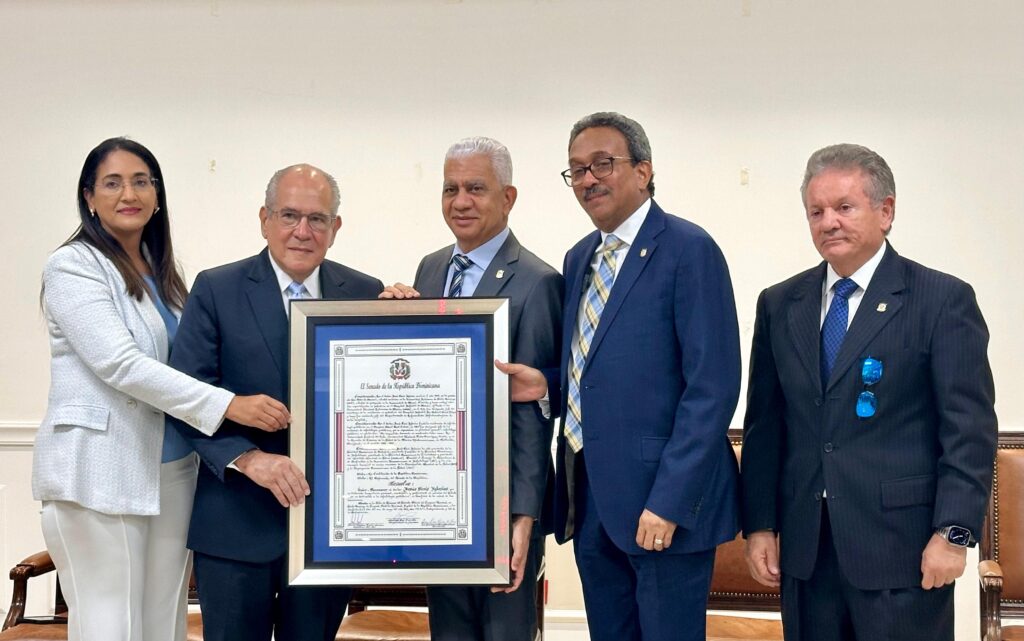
[382, 136, 563, 641]
[169, 164, 384, 641]
[741, 144, 997, 641]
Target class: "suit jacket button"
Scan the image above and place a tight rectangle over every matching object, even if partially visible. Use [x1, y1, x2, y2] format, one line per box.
[814, 398, 823, 407]
[814, 491, 822, 501]
[823, 442, 833, 453]
[127, 399, 138, 408]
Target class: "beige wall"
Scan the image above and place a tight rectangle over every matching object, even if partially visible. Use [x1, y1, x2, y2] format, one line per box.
[2, 1, 1021, 637]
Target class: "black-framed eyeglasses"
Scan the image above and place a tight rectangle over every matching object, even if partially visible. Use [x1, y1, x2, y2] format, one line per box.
[561, 156, 633, 187]
[94, 176, 159, 195]
[856, 357, 883, 418]
[270, 209, 336, 233]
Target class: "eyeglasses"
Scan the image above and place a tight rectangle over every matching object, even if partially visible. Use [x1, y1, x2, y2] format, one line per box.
[94, 176, 159, 195]
[561, 156, 633, 187]
[270, 209, 336, 233]
[856, 357, 883, 418]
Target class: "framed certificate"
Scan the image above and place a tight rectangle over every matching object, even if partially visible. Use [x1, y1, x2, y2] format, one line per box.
[287, 298, 510, 586]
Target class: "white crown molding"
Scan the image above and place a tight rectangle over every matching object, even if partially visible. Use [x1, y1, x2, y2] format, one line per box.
[0, 421, 37, 449]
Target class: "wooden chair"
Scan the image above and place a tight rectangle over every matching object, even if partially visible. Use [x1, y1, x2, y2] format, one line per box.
[702, 431, 783, 641]
[0, 551, 203, 641]
[979, 431, 1024, 641]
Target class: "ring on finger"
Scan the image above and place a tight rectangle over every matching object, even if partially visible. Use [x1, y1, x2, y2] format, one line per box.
[654, 538, 664, 545]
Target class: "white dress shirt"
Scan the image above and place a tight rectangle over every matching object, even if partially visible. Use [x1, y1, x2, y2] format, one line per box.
[268, 254, 321, 317]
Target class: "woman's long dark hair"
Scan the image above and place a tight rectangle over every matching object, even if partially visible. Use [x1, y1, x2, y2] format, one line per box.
[62, 137, 188, 308]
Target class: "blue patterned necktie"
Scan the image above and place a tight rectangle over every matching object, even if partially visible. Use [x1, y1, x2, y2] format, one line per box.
[286, 281, 310, 299]
[820, 277, 859, 387]
[447, 254, 474, 298]
[565, 235, 627, 453]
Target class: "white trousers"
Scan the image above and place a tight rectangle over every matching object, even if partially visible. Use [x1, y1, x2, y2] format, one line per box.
[40, 455, 198, 641]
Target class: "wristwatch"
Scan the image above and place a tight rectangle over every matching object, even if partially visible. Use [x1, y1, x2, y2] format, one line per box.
[936, 525, 976, 548]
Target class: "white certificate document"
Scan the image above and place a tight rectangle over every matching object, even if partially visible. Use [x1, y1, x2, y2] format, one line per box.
[328, 338, 472, 546]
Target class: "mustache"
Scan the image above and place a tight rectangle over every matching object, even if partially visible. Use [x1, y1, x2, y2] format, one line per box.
[584, 185, 608, 199]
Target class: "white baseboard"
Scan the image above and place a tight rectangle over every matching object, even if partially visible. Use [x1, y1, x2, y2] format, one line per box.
[0, 422, 36, 450]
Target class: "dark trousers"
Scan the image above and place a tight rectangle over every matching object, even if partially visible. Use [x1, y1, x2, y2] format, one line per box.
[573, 453, 715, 641]
[426, 534, 543, 641]
[781, 501, 954, 641]
[193, 551, 351, 641]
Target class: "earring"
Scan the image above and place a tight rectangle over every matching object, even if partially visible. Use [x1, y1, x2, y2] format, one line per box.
[90, 209, 96, 217]
[154, 205, 161, 214]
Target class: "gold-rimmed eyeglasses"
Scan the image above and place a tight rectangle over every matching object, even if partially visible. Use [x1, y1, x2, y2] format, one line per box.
[561, 156, 633, 187]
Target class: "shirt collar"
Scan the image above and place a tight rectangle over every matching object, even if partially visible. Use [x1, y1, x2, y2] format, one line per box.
[268, 252, 321, 298]
[825, 242, 887, 294]
[600, 198, 651, 248]
[451, 226, 510, 271]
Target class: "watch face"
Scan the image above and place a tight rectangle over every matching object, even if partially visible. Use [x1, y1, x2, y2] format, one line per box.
[947, 526, 972, 546]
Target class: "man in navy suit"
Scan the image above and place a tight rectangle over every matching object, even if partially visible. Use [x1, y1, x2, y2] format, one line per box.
[381, 136, 563, 641]
[169, 164, 384, 641]
[500, 112, 742, 641]
[741, 144, 997, 641]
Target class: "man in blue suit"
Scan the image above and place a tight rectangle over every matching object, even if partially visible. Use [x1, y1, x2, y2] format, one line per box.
[741, 144, 997, 641]
[169, 164, 384, 641]
[500, 112, 742, 641]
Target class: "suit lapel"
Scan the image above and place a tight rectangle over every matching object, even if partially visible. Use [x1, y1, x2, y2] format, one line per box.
[827, 245, 905, 391]
[583, 204, 663, 367]
[319, 260, 351, 299]
[786, 265, 828, 391]
[416, 250, 451, 298]
[562, 231, 602, 380]
[473, 231, 519, 297]
[245, 249, 289, 378]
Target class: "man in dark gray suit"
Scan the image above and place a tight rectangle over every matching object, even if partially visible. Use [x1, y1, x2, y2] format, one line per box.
[382, 136, 563, 641]
[741, 144, 997, 641]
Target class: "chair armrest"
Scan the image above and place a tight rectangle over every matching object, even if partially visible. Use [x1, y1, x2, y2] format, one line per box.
[3, 551, 56, 631]
[979, 559, 1003, 641]
[979, 559, 1003, 591]
[10, 551, 56, 580]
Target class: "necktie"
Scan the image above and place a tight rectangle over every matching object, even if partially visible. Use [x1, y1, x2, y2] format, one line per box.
[564, 235, 626, 453]
[820, 277, 858, 387]
[447, 254, 474, 298]
[286, 281, 310, 299]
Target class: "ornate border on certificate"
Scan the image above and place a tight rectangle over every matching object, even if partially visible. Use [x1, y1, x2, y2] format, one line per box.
[329, 338, 473, 546]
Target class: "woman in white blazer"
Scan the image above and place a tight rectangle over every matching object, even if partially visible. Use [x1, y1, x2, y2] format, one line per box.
[33, 138, 291, 641]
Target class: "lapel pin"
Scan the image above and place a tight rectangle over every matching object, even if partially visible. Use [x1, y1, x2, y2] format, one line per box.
[640, 248, 648, 257]
[876, 302, 887, 312]
[495, 269, 504, 279]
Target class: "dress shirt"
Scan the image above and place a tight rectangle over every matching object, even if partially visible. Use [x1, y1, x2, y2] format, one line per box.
[587, 198, 651, 283]
[268, 254, 321, 317]
[820, 242, 887, 329]
[443, 227, 510, 297]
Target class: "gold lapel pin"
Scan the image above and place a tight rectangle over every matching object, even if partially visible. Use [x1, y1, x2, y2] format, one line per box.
[495, 269, 504, 279]
[877, 302, 887, 312]
[640, 248, 648, 257]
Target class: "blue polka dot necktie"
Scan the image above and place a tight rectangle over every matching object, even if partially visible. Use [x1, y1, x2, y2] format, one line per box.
[820, 277, 859, 388]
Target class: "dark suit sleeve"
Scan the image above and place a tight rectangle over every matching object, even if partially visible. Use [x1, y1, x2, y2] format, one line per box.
[168, 272, 258, 480]
[740, 289, 785, 534]
[645, 235, 741, 529]
[509, 270, 564, 519]
[929, 282, 997, 536]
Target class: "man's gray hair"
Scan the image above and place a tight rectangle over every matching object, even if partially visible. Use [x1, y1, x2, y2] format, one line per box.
[800, 144, 895, 206]
[265, 163, 341, 215]
[445, 137, 513, 186]
[568, 112, 655, 196]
